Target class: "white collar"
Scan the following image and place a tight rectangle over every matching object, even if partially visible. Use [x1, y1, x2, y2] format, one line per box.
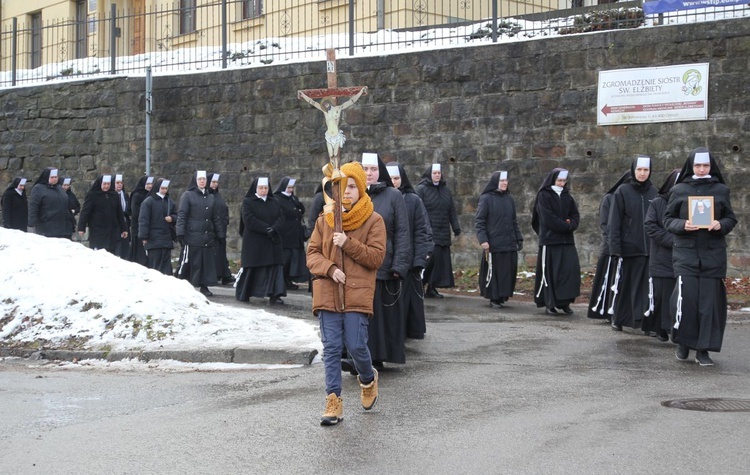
[255, 194, 267, 201]
[551, 185, 564, 195]
[692, 174, 712, 179]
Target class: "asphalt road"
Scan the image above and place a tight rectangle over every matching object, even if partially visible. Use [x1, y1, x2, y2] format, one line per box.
[2, 289, 749, 474]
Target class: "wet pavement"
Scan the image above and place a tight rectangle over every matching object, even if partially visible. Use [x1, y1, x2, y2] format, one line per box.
[1, 289, 749, 474]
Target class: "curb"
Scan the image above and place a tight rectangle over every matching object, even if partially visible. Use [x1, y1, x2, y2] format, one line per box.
[0, 347, 318, 366]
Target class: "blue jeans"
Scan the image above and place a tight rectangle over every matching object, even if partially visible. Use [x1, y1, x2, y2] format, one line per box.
[319, 310, 374, 397]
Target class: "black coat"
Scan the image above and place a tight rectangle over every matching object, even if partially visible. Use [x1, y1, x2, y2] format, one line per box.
[664, 177, 737, 279]
[129, 188, 149, 239]
[644, 195, 674, 278]
[415, 179, 460, 246]
[139, 194, 177, 250]
[2, 181, 28, 231]
[176, 187, 223, 247]
[597, 194, 613, 254]
[476, 190, 522, 252]
[240, 194, 284, 268]
[533, 188, 579, 246]
[368, 182, 412, 279]
[29, 183, 73, 238]
[402, 190, 433, 269]
[608, 180, 657, 257]
[211, 190, 230, 238]
[274, 192, 306, 249]
[78, 187, 127, 251]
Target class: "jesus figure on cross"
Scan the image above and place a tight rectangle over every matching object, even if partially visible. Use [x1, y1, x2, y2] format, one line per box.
[298, 86, 367, 159]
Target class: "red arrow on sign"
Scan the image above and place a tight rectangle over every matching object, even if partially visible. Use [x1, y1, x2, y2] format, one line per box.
[601, 100, 704, 116]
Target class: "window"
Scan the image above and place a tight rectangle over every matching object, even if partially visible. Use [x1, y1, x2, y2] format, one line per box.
[75, 0, 88, 58]
[242, 0, 262, 20]
[31, 12, 42, 69]
[179, 0, 196, 35]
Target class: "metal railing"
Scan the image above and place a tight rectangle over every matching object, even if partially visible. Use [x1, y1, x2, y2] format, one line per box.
[0, 0, 748, 88]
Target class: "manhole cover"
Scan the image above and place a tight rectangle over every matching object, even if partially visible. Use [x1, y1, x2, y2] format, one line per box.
[662, 398, 750, 412]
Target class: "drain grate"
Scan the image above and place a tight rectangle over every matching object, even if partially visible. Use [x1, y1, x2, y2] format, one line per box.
[662, 398, 750, 412]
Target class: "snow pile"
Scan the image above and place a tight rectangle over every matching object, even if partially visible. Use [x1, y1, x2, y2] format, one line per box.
[0, 228, 321, 352]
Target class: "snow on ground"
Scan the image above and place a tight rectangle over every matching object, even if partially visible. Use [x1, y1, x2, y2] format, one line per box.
[0, 228, 322, 353]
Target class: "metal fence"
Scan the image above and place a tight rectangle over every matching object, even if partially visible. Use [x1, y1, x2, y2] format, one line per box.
[1, 0, 748, 88]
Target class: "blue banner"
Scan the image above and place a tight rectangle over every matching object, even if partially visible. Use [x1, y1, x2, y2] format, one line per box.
[643, 0, 748, 14]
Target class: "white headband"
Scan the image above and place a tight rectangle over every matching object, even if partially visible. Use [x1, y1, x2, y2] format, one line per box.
[636, 155, 651, 169]
[197, 171, 207, 179]
[49, 169, 58, 178]
[432, 164, 441, 172]
[102, 175, 112, 183]
[212, 174, 220, 182]
[19, 178, 27, 186]
[557, 170, 569, 180]
[63, 178, 71, 185]
[499, 171, 508, 180]
[362, 153, 379, 167]
[146, 177, 154, 184]
[694, 152, 710, 164]
[258, 177, 269, 187]
[115, 174, 123, 182]
[288, 178, 296, 187]
[161, 180, 170, 188]
[386, 165, 400, 177]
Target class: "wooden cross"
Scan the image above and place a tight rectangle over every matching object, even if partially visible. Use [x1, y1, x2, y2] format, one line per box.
[298, 49, 368, 310]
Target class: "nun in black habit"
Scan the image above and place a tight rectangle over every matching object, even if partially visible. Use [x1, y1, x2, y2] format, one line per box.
[475, 171, 523, 309]
[273, 176, 310, 290]
[208, 173, 235, 285]
[664, 148, 737, 366]
[607, 155, 657, 332]
[61, 177, 81, 236]
[532, 168, 581, 315]
[587, 172, 631, 321]
[113, 174, 131, 260]
[176, 171, 223, 296]
[2, 177, 29, 231]
[235, 176, 286, 305]
[28, 168, 72, 239]
[416, 163, 461, 298]
[129, 175, 153, 266]
[139, 178, 177, 276]
[77, 175, 128, 254]
[387, 162, 433, 339]
[644, 169, 681, 342]
[362, 153, 411, 366]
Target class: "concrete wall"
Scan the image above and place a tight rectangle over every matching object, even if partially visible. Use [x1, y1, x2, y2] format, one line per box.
[1, 17, 749, 275]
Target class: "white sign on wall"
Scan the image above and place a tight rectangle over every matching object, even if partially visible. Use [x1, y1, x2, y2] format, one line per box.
[597, 63, 709, 126]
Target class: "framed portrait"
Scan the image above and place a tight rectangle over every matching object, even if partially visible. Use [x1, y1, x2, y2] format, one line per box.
[688, 196, 714, 228]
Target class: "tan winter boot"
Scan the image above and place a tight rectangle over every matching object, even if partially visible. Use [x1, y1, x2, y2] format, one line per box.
[320, 393, 343, 426]
[358, 369, 379, 410]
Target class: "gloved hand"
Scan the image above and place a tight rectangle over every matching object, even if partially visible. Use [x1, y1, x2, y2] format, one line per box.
[517, 241, 523, 251]
[177, 235, 185, 246]
[454, 230, 461, 237]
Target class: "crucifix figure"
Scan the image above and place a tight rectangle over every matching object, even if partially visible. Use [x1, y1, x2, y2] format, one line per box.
[297, 50, 368, 161]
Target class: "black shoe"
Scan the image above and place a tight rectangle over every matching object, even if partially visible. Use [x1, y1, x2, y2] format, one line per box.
[611, 322, 623, 331]
[269, 297, 284, 305]
[490, 300, 504, 309]
[695, 350, 714, 367]
[341, 359, 359, 376]
[676, 344, 690, 361]
[425, 286, 444, 299]
[221, 276, 236, 285]
[199, 286, 213, 297]
[372, 360, 385, 370]
[656, 331, 669, 342]
[286, 282, 299, 290]
[560, 305, 574, 315]
[545, 307, 558, 315]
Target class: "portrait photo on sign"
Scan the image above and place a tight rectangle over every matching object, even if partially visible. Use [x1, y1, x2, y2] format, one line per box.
[688, 196, 714, 227]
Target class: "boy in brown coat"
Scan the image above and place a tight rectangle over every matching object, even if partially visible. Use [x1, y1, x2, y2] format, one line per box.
[307, 161, 386, 426]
